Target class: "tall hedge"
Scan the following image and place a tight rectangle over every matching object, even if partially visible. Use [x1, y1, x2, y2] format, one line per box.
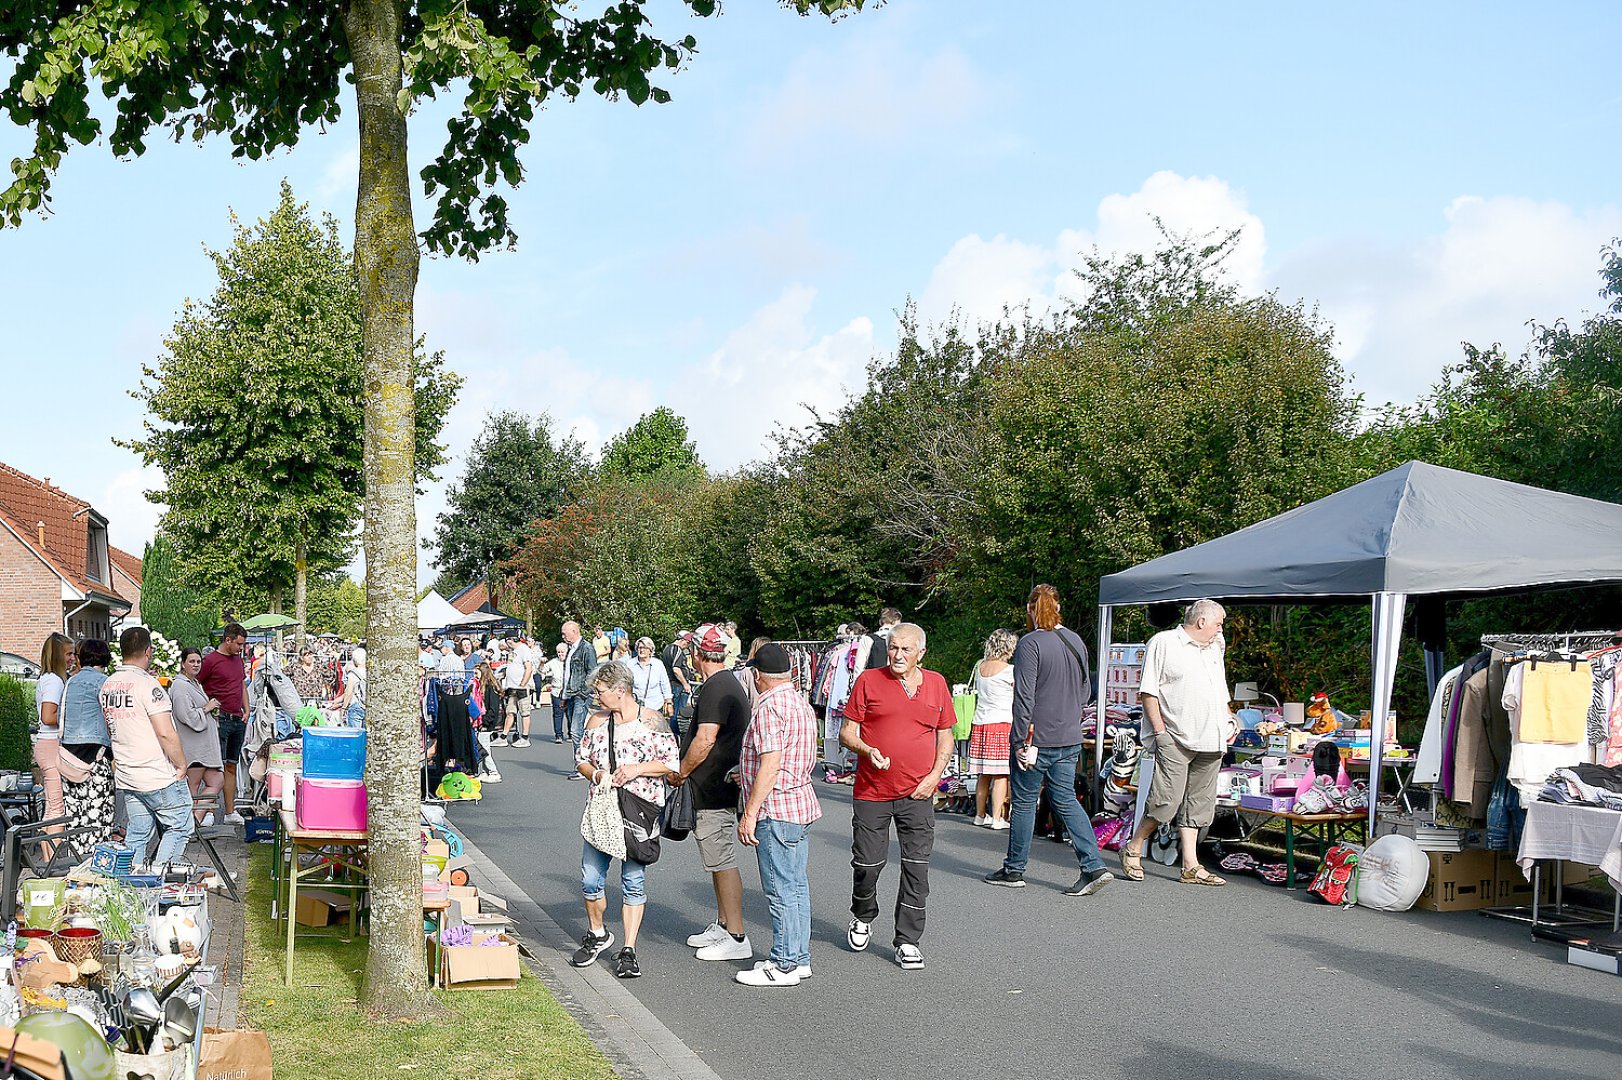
[0, 674, 34, 772]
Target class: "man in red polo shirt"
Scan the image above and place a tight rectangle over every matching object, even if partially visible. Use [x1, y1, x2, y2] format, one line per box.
[198, 622, 248, 824]
[838, 621, 954, 970]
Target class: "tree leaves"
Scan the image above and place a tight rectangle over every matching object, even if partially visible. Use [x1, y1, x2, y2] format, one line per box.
[123, 181, 460, 608]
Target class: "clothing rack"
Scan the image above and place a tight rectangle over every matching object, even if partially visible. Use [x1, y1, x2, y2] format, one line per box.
[1479, 630, 1619, 653]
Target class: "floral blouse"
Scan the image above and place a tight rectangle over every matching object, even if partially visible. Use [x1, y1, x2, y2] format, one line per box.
[290, 663, 325, 701]
[576, 715, 679, 807]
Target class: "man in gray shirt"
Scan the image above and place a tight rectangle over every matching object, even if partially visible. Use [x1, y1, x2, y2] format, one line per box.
[984, 584, 1112, 896]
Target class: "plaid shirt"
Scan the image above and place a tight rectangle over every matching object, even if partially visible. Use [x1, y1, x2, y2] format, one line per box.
[740, 682, 822, 825]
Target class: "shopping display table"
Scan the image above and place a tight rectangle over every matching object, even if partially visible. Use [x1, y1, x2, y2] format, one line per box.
[1514, 801, 1622, 932]
[1234, 808, 1367, 890]
[272, 809, 370, 985]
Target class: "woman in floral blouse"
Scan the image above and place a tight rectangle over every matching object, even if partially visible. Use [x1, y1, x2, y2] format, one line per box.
[570, 660, 678, 980]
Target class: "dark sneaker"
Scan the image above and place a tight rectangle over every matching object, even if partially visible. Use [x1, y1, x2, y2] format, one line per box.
[1063, 868, 1115, 897]
[570, 929, 614, 967]
[983, 868, 1027, 888]
[614, 947, 641, 979]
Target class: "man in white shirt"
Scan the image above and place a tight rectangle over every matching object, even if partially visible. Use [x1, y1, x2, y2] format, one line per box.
[541, 643, 567, 744]
[499, 635, 536, 747]
[101, 626, 194, 871]
[1120, 599, 1236, 888]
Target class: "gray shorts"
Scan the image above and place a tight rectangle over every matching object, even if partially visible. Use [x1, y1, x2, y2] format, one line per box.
[694, 808, 739, 873]
[1145, 735, 1223, 829]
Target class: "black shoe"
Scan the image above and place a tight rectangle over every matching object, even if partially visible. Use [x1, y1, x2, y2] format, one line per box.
[614, 946, 641, 979]
[570, 929, 614, 967]
[983, 868, 1027, 888]
[1063, 868, 1115, 897]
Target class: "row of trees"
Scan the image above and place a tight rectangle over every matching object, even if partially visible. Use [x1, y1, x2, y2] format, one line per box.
[437, 233, 1622, 734]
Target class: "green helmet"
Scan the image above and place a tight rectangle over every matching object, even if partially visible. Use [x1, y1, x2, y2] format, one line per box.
[15, 1011, 116, 1080]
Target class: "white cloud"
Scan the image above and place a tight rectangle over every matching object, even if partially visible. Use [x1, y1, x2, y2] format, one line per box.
[917, 171, 1265, 327]
[1272, 194, 1622, 406]
[317, 143, 359, 205]
[668, 285, 873, 467]
[100, 465, 166, 556]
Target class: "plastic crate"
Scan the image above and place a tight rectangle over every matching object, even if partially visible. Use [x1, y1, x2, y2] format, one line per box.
[302, 727, 366, 780]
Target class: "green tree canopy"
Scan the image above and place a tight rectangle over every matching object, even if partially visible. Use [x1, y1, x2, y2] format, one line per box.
[137, 533, 218, 649]
[428, 410, 590, 599]
[124, 182, 460, 627]
[599, 406, 705, 483]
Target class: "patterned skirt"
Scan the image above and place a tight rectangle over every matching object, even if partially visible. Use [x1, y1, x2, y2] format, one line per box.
[63, 756, 118, 848]
[967, 723, 1012, 776]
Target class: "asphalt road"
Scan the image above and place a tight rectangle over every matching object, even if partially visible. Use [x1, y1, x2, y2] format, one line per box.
[455, 737, 1622, 1080]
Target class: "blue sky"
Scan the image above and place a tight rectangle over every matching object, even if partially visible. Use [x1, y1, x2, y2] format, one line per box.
[2, 2, 1618, 584]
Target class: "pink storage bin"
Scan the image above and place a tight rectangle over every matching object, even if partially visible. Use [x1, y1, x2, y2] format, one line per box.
[296, 777, 368, 831]
[268, 768, 296, 802]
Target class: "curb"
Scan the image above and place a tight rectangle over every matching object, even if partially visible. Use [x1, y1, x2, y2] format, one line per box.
[459, 834, 725, 1080]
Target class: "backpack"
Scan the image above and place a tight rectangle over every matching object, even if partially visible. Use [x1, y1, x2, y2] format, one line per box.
[1309, 843, 1361, 906]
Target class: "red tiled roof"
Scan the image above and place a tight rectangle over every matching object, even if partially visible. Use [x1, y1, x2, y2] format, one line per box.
[0, 460, 128, 604]
[449, 582, 490, 615]
[109, 545, 144, 586]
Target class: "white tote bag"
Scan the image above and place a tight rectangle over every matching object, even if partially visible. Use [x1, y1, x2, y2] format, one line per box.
[580, 773, 627, 860]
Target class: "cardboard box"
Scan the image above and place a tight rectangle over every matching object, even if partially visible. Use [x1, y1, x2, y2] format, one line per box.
[1414, 850, 1496, 912]
[437, 931, 520, 990]
[295, 889, 354, 927]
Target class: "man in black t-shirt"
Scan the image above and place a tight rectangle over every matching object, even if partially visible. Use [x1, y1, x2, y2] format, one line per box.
[668, 623, 754, 963]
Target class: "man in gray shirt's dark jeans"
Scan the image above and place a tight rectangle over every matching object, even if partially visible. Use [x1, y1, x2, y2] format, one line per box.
[984, 584, 1113, 896]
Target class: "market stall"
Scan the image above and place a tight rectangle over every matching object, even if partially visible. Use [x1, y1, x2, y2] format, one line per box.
[1095, 460, 1622, 843]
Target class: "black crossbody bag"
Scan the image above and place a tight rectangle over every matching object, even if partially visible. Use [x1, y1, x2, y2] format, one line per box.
[607, 712, 663, 864]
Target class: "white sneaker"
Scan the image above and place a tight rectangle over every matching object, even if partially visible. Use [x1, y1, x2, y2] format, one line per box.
[481, 770, 503, 783]
[735, 963, 801, 987]
[491, 734, 509, 746]
[223, 812, 245, 826]
[750, 958, 812, 978]
[972, 815, 989, 826]
[894, 943, 924, 970]
[686, 922, 728, 948]
[989, 819, 1011, 831]
[846, 919, 871, 952]
[513, 737, 531, 748]
[696, 934, 753, 962]
[201, 812, 216, 827]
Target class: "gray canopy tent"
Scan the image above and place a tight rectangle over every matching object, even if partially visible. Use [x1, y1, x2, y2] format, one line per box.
[1094, 460, 1622, 832]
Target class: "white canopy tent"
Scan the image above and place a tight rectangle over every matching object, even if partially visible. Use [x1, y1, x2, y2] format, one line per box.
[1094, 461, 1622, 833]
[415, 590, 467, 634]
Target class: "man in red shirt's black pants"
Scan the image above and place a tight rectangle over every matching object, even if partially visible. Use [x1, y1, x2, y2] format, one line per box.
[838, 622, 955, 971]
[198, 623, 249, 824]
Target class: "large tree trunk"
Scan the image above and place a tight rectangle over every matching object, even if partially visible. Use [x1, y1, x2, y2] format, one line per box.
[344, 0, 442, 1019]
[294, 535, 308, 648]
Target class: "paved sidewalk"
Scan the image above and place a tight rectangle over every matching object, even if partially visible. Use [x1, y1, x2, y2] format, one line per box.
[454, 739, 1622, 1080]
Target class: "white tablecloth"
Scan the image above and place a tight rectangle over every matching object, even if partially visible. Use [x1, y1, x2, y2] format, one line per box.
[1516, 800, 1622, 891]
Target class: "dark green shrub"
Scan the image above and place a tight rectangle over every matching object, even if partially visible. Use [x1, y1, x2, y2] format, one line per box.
[0, 674, 34, 772]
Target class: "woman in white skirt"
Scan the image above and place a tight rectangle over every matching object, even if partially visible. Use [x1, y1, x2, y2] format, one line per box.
[968, 629, 1018, 829]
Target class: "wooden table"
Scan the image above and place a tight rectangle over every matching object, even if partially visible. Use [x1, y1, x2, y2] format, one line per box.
[273, 809, 370, 985]
[1234, 808, 1367, 889]
[424, 897, 452, 987]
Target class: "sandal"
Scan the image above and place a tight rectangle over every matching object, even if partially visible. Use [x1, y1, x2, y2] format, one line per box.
[1179, 866, 1227, 887]
[1119, 846, 1145, 882]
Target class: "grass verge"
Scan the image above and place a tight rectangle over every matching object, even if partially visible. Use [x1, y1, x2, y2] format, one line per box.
[240, 846, 616, 1079]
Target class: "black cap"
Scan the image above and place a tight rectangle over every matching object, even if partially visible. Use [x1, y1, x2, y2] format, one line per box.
[747, 643, 792, 676]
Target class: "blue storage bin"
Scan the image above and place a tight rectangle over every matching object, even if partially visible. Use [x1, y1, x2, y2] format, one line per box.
[302, 726, 367, 780]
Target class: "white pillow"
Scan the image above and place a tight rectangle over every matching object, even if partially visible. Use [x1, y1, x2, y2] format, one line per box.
[1356, 834, 1429, 911]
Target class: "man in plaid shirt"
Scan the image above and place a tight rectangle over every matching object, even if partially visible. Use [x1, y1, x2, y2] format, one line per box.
[734, 643, 822, 987]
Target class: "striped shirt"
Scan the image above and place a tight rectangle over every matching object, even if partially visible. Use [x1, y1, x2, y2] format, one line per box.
[740, 682, 822, 825]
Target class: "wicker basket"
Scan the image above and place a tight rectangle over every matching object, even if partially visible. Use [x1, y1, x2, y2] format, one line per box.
[50, 927, 103, 986]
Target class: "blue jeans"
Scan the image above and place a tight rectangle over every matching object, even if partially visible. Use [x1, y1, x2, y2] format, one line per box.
[566, 697, 591, 755]
[755, 818, 812, 970]
[580, 840, 646, 906]
[552, 696, 567, 740]
[125, 779, 196, 869]
[1002, 744, 1105, 876]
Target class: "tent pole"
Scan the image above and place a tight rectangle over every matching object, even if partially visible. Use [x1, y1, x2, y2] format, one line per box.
[1094, 606, 1114, 803]
[1367, 592, 1406, 838]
